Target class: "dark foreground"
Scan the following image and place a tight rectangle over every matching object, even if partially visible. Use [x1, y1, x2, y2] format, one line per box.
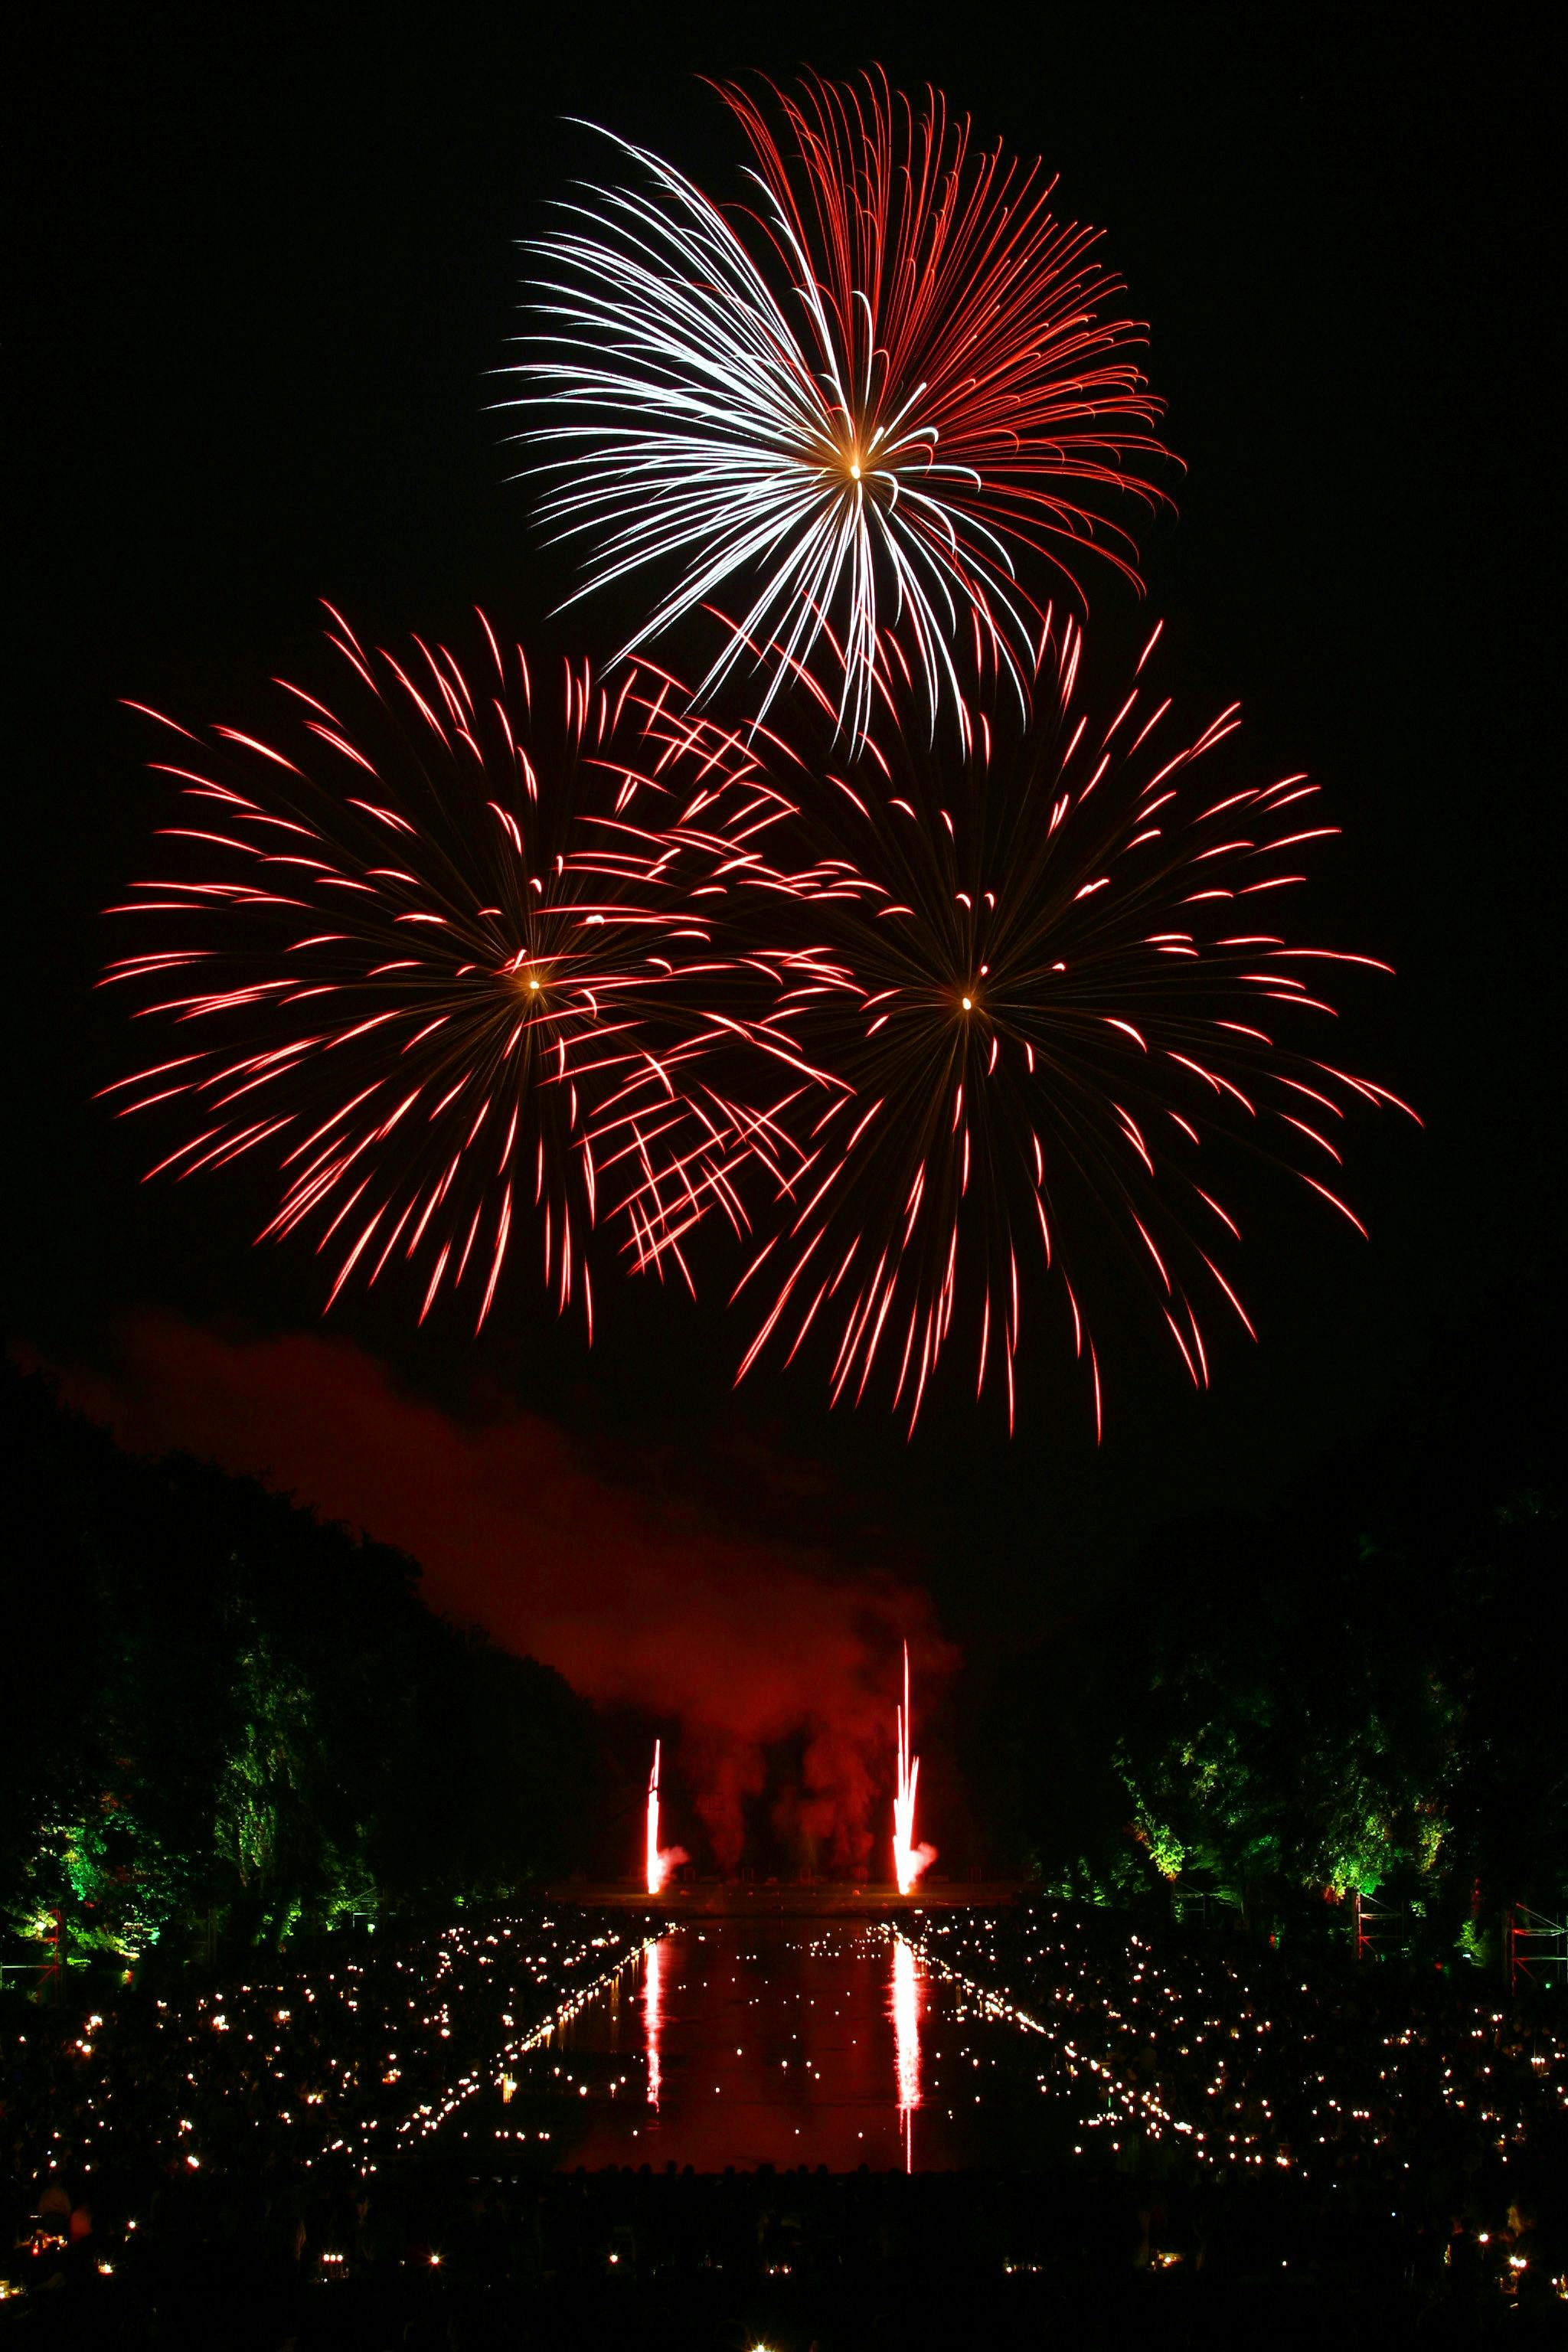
[6, 2155, 1559, 2349]
[5, 1901, 1564, 2343]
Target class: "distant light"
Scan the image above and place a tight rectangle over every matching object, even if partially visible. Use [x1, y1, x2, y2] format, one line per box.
[961, 995, 972, 1011]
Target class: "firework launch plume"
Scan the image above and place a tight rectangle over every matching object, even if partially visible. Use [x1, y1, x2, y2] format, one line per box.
[635, 611, 1417, 1436]
[646, 1739, 663, 1895]
[893, 1643, 934, 1895]
[101, 610, 809, 1336]
[515, 71, 1170, 737]
[642, 1739, 688, 1895]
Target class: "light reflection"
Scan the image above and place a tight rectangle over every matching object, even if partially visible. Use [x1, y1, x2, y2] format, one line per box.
[645, 1936, 666, 2112]
[892, 1933, 922, 2171]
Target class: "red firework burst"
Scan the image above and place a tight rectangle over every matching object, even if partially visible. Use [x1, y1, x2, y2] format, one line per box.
[100, 610, 796, 1338]
[639, 614, 1418, 1435]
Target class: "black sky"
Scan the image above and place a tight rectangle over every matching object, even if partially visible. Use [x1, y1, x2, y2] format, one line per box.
[7, 4, 1560, 1660]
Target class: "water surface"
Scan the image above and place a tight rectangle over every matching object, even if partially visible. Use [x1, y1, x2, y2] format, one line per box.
[449, 1919, 1096, 2172]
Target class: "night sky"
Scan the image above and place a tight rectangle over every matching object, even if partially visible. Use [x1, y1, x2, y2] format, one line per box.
[8, 8, 1557, 1864]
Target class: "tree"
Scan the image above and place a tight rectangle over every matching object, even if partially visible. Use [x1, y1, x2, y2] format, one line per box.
[0, 1365, 602, 1960]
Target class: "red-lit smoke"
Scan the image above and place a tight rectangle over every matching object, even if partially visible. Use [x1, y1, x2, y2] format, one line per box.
[47, 1314, 952, 1873]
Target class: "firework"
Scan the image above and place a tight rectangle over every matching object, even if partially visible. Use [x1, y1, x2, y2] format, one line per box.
[516, 71, 1168, 737]
[646, 613, 1416, 1434]
[893, 1642, 933, 1897]
[100, 611, 798, 1336]
[645, 1741, 664, 1896]
[641, 1740, 688, 1895]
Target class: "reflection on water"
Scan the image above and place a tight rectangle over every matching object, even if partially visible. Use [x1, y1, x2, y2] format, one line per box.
[446, 1919, 1092, 2174]
[644, 1931, 664, 2112]
[892, 1932, 920, 2172]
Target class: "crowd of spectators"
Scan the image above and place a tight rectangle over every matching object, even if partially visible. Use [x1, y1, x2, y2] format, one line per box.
[906, 1899, 1568, 2314]
[2, 2147, 1556, 2346]
[4, 1899, 1566, 2341]
[1, 1910, 648, 2301]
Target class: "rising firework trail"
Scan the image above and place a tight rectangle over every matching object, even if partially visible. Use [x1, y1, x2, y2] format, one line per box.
[516, 70, 1170, 737]
[645, 1740, 663, 1896]
[100, 611, 809, 1335]
[893, 1643, 933, 1896]
[642, 1738, 687, 1895]
[642, 612, 1417, 1435]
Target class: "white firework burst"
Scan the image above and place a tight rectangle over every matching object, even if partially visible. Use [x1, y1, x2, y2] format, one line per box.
[507, 75, 1169, 740]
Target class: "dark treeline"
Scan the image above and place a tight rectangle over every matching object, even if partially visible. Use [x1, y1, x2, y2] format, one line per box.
[0, 1367, 597, 1968]
[974, 1270, 1565, 1953]
[5, 1267, 1561, 1975]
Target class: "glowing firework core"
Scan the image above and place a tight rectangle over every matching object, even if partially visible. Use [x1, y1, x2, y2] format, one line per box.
[893, 1644, 934, 1896]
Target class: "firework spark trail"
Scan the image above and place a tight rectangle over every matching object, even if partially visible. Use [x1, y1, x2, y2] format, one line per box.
[893, 1641, 934, 1896]
[633, 611, 1417, 1435]
[643, 1740, 686, 1909]
[101, 612, 819, 1333]
[513, 70, 1170, 737]
[645, 1740, 664, 1896]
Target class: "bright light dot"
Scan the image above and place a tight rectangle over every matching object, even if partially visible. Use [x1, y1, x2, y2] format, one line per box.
[961, 995, 972, 1011]
[849, 460, 861, 480]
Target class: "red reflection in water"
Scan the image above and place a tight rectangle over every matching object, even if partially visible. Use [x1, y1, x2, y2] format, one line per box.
[560, 1922, 962, 2173]
[645, 1938, 666, 2110]
[892, 1934, 921, 2171]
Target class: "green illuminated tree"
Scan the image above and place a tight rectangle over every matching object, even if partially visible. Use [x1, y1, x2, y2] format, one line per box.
[0, 1364, 600, 1965]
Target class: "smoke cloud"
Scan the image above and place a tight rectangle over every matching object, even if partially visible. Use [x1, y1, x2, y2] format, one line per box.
[47, 1315, 953, 1876]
